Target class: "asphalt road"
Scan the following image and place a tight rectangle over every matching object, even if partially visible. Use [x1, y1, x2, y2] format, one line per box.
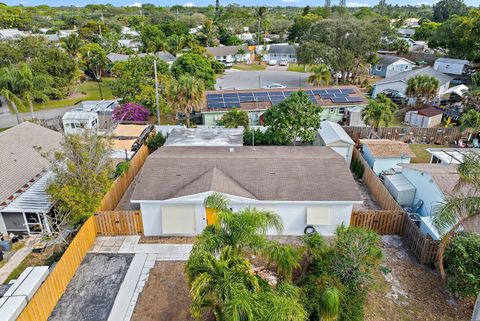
[215, 68, 311, 91]
[0, 104, 76, 129]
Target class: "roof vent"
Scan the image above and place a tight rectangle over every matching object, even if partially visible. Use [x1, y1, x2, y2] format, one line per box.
[229, 148, 234, 152]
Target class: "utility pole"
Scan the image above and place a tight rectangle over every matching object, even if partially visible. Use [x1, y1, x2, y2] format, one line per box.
[154, 59, 161, 125]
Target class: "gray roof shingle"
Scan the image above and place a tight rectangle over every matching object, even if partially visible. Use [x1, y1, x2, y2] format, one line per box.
[206, 45, 249, 57]
[131, 146, 363, 202]
[375, 67, 453, 86]
[268, 44, 296, 55]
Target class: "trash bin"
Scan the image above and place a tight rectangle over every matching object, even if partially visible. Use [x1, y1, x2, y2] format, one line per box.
[0, 239, 12, 251]
[408, 213, 422, 228]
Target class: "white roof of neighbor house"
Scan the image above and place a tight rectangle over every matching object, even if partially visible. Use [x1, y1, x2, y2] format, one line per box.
[318, 121, 354, 146]
[374, 67, 453, 87]
[2, 172, 54, 213]
[75, 100, 117, 112]
[164, 127, 244, 146]
[426, 148, 480, 164]
[440, 84, 469, 97]
[62, 111, 96, 121]
[0, 28, 24, 38]
[435, 58, 469, 65]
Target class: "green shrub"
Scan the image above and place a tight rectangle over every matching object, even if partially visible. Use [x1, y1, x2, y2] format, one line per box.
[115, 161, 130, 177]
[145, 132, 166, 151]
[350, 158, 364, 178]
[444, 232, 480, 298]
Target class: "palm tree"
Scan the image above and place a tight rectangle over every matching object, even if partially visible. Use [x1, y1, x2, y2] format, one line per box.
[361, 94, 397, 137]
[61, 34, 83, 58]
[432, 153, 480, 279]
[221, 108, 249, 128]
[16, 64, 54, 119]
[255, 6, 268, 46]
[200, 20, 217, 47]
[0, 66, 26, 124]
[168, 75, 205, 127]
[308, 64, 331, 86]
[460, 109, 480, 140]
[406, 75, 439, 107]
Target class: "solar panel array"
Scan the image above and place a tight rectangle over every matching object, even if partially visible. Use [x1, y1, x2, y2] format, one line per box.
[206, 88, 364, 109]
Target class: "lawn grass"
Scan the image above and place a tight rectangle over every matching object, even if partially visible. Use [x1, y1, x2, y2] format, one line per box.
[232, 64, 266, 71]
[29, 78, 115, 112]
[0, 127, 11, 133]
[287, 63, 307, 72]
[410, 144, 449, 163]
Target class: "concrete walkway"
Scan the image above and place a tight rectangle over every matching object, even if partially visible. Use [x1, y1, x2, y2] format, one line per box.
[0, 237, 39, 284]
[90, 235, 193, 321]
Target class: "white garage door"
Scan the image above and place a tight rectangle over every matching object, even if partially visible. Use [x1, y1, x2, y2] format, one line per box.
[162, 206, 196, 234]
[331, 146, 350, 162]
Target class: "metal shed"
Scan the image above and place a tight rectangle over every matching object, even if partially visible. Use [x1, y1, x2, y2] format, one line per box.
[384, 173, 416, 206]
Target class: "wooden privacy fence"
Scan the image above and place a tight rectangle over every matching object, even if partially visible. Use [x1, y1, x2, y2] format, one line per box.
[402, 217, 439, 265]
[343, 126, 462, 145]
[17, 216, 97, 321]
[97, 144, 149, 211]
[352, 148, 404, 212]
[95, 211, 143, 236]
[351, 211, 406, 234]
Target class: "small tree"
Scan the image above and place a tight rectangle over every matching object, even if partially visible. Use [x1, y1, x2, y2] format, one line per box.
[361, 94, 397, 136]
[46, 131, 114, 224]
[221, 108, 249, 128]
[460, 108, 480, 139]
[308, 64, 331, 86]
[167, 75, 205, 127]
[112, 103, 150, 121]
[264, 91, 322, 145]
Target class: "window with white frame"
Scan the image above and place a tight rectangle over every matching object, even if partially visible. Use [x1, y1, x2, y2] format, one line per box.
[338, 107, 345, 115]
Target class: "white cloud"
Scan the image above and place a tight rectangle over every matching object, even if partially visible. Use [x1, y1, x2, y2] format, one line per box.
[281, 0, 300, 3]
[184, 2, 196, 7]
[415, 1, 432, 6]
[127, 2, 142, 7]
[346, 2, 370, 7]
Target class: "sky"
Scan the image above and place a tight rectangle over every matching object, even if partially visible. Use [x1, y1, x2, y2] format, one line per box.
[4, 0, 479, 8]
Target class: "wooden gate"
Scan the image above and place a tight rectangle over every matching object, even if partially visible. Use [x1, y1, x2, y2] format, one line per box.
[95, 211, 143, 236]
[350, 210, 406, 234]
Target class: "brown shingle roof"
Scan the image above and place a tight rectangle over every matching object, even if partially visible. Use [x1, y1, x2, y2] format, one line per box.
[418, 107, 443, 117]
[131, 146, 363, 202]
[0, 122, 62, 203]
[361, 139, 416, 158]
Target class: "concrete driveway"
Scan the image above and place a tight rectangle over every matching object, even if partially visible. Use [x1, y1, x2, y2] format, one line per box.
[216, 69, 311, 91]
[0, 105, 76, 129]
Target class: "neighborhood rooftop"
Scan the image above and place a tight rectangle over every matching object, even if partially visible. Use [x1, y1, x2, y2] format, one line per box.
[164, 127, 244, 146]
[377, 54, 414, 65]
[205, 45, 249, 57]
[131, 146, 362, 202]
[318, 121, 354, 145]
[375, 66, 453, 86]
[268, 44, 296, 55]
[360, 139, 416, 158]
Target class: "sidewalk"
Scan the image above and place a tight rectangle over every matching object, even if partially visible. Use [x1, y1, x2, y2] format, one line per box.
[0, 237, 39, 284]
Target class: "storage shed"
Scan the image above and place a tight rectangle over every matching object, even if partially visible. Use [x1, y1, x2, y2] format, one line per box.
[383, 173, 416, 206]
[404, 107, 443, 128]
[317, 121, 355, 165]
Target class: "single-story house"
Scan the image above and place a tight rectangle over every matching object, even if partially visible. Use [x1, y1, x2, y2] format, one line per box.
[439, 84, 468, 104]
[107, 52, 176, 65]
[434, 58, 469, 76]
[206, 45, 251, 63]
[396, 28, 415, 38]
[263, 44, 297, 63]
[405, 38, 428, 53]
[0, 28, 25, 40]
[0, 122, 62, 235]
[316, 121, 355, 165]
[370, 55, 415, 78]
[111, 124, 152, 163]
[164, 127, 243, 147]
[427, 148, 480, 165]
[404, 107, 443, 128]
[202, 86, 368, 126]
[62, 100, 118, 135]
[361, 139, 415, 175]
[371, 67, 452, 98]
[131, 146, 363, 236]
[118, 39, 142, 52]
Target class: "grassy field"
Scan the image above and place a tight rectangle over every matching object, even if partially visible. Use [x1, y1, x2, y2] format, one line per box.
[287, 63, 307, 72]
[28, 78, 115, 112]
[232, 64, 266, 71]
[410, 144, 449, 163]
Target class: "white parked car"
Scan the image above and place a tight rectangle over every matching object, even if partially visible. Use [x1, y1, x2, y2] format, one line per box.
[263, 83, 287, 89]
[279, 59, 288, 66]
[268, 60, 277, 66]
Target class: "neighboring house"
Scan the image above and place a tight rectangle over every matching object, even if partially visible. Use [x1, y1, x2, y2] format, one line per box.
[111, 124, 152, 163]
[131, 146, 363, 236]
[202, 86, 368, 126]
[58, 30, 77, 38]
[237, 32, 254, 42]
[0, 28, 25, 40]
[405, 38, 428, 52]
[316, 121, 355, 165]
[361, 139, 415, 175]
[371, 67, 452, 98]
[206, 45, 251, 63]
[396, 28, 416, 39]
[404, 107, 443, 128]
[118, 39, 142, 52]
[427, 148, 480, 164]
[0, 122, 62, 235]
[263, 44, 297, 62]
[121, 26, 140, 38]
[370, 55, 415, 78]
[107, 52, 176, 65]
[164, 127, 243, 147]
[434, 58, 469, 76]
[62, 100, 118, 135]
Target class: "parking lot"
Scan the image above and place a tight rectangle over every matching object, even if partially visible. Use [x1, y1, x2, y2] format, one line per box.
[215, 68, 311, 90]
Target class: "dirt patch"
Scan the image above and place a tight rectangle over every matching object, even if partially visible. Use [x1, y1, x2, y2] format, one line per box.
[354, 178, 382, 211]
[365, 235, 473, 321]
[132, 261, 214, 321]
[139, 236, 196, 244]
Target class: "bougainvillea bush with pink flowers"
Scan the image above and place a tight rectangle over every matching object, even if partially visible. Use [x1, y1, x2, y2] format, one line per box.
[112, 103, 150, 121]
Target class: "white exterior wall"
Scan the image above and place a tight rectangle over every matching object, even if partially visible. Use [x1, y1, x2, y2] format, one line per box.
[328, 145, 353, 166]
[0, 214, 6, 235]
[401, 168, 445, 217]
[404, 112, 443, 128]
[137, 193, 357, 237]
[372, 81, 407, 98]
[363, 145, 411, 174]
[433, 62, 464, 75]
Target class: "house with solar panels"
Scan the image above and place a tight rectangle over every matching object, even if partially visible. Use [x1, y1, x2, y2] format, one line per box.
[201, 86, 368, 126]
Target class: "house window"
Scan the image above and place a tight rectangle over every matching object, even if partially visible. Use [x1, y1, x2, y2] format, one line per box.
[338, 107, 345, 115]
[445, 64, 450, 69]
[405, 65, 409, 70]
[329, 108, 335, 114]
[376, 65, 382, 71]
[431, 155, 442, 164]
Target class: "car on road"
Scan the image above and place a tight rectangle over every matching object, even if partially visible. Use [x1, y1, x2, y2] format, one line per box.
[222, 62, 233, 68]
[268, 60, 277, 66]
[263, 83, 287, 89]
[279, 59, 288, 66]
